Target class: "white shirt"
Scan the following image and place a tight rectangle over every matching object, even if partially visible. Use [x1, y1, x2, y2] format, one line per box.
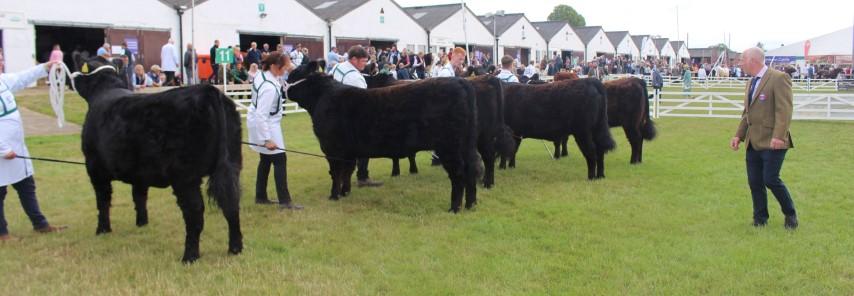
[748, 65, 769, 100]
[524, 64, 536, 78]
[436, 62, 455, 78]
[698, 68, 707, 79]
[1, 64, 48, 186]
[247, 71, 286, 154]
[160, 43, 179, 71]
[496, 69, 519, 83]
[330, 61, 367, 89]
[290, 50, 304, 67]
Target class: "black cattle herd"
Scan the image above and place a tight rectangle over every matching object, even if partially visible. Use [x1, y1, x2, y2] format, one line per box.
[68, 56, 656, 263]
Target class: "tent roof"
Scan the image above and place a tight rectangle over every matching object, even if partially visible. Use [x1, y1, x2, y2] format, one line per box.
[767, 26, 853, 57]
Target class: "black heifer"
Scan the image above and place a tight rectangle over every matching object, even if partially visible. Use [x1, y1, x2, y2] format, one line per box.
[551, 77, 657, 164]
[287, 61, 481, 212]
[498, 79, 616, 179]
[73, 57, 243, 263]
[365, 73, 515, 188]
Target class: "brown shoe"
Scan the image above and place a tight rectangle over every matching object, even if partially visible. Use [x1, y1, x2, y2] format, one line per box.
[34, 225, 67, 233]
[357, 179, 384, 187]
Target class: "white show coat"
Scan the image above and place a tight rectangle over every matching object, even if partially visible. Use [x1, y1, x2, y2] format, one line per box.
[329, 61, 367, 89]
[436, 62, 455, 78]
[160, 43, 179, 72]
[0, 64, 48, 186]
[496, 69, 520, 83]
[247, 71, 285, 155]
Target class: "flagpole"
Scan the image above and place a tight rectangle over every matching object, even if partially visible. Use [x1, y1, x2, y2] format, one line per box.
[462, 0, 469, 59]
[192, 0, 197, 84]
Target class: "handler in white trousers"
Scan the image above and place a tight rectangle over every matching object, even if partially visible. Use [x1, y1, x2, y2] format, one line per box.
[0, 55, 65, 241]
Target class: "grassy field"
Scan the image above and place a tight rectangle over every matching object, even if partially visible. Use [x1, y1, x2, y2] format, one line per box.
[0, 92, 852, 295]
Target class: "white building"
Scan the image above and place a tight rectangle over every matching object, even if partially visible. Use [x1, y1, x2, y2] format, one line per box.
[1, 0, 182, 73]
[531, 21, 585, 64]
[183, 0, 327, 63]
[403, 3, 494, 56]
[632, 35, 658, 60]
[298, 0, 427, 54]
[605, 31, 638, 60]
[653, 38, 675, 63]
[670, 41, 690, 63]
[574, 26, 616, 62]
[479, 13, 547, 66]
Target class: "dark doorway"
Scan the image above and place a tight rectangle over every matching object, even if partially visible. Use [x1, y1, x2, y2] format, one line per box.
[239, 34, 281, 53]
[35, 25, 105, 70]
[520, 48, 531, 65]
[370, 40, 396, 52]
[283, 36, 323, 62]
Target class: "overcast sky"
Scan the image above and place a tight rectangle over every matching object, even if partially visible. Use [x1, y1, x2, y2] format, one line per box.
[395, 0, 854, 51]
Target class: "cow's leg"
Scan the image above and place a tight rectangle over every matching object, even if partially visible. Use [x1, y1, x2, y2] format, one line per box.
[498, 154, 508, 170]
[509, 138, 522, 169]
[92, 178, 113, 235]
[327, 160, 341, 200]
[391, 158, 401, 177]
[573, 132, 598, 180]
[173, 182, 205, 263]
[438, 149, 465, 213]
[408, 154, 418, 174]
[552, 141, 561, 159]
[624, 124, 643, 164]
[464, 150, 481, 209]
[341, 161, 356, 197]
[479, 140, 496, 189]
[220, 200, 243, 256]
[132, 184, 149, 227]
[596, 145, 607, 179]
[561, 137, 570, 157]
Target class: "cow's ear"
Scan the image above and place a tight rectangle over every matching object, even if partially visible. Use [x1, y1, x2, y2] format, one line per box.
[81, 63, 90, 73]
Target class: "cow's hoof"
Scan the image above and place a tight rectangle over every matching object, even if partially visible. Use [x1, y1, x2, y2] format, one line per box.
[329, 195, 340, 201]
[391, 173, 400, 177]
[448, 208, 461, 214]
[465, 203, 477, 210]
[181, 254, 200, 264]
[228, 244, 243, 255]
[136, 218, 148, 227]
[409, 170, 418, 175]
[95, 227, 112, 235]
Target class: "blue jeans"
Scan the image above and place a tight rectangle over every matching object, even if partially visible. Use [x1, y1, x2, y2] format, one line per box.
[746, 146, 796, 222]
[0, 176, 49, 235]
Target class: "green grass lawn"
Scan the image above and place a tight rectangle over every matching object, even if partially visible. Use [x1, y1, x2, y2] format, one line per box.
[1, 92, 852, 294]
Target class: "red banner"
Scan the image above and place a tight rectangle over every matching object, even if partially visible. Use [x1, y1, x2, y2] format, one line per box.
[804, 40, 811, 57]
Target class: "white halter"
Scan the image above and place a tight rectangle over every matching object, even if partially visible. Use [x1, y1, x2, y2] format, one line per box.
[281, 78, 306, 101]
[47, 62, 117, 127]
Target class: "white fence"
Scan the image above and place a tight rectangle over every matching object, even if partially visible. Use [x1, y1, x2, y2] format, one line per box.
[606, 74, 844, 91]
[650, 90, 854, 121]
[214, 82, 854, 121]
[219, 84, 306, 116]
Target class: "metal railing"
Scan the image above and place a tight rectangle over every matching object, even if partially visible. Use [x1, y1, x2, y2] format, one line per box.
[649, 90, 854, 121]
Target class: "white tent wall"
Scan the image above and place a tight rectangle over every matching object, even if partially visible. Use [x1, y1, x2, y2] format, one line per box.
[1, 0, 179, 73]
[546, 24, 585, 53]
[585, 30, 616, 61]
[181, 0, 327, 55]
[640, 37, 659, 58]
[767, 26, 853, 58]
[614, 35, 638, 58]
[499, 17, 547, 64]
[429, 8, 494, 53]
[332, 0, 426, 52]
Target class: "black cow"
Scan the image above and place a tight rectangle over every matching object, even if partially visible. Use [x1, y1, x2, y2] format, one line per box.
[498, 79, 616, 179]
[551, 77, 657, 164]
[365, 72, 515, 188]
[73, 57, 243, 263]
[286, 61, 481, 212]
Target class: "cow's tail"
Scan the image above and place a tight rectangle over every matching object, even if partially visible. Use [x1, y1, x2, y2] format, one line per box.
[206, 86, 242, 210]
[490, 77, 516, 160]
[593, 81, 616, 152]
[639, 78, 657, 140]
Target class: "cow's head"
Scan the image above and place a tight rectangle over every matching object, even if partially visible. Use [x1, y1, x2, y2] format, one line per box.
[73, 56, 126, 102]
[285, 60, 329, 113]
[364, 72, 396, 89]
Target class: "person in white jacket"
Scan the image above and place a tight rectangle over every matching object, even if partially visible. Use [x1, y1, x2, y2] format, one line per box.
[0, 55, 66, 241]
[160, 39, 180, 86]
[328, 46, 382, 187]
[247, 52, 302, 210]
